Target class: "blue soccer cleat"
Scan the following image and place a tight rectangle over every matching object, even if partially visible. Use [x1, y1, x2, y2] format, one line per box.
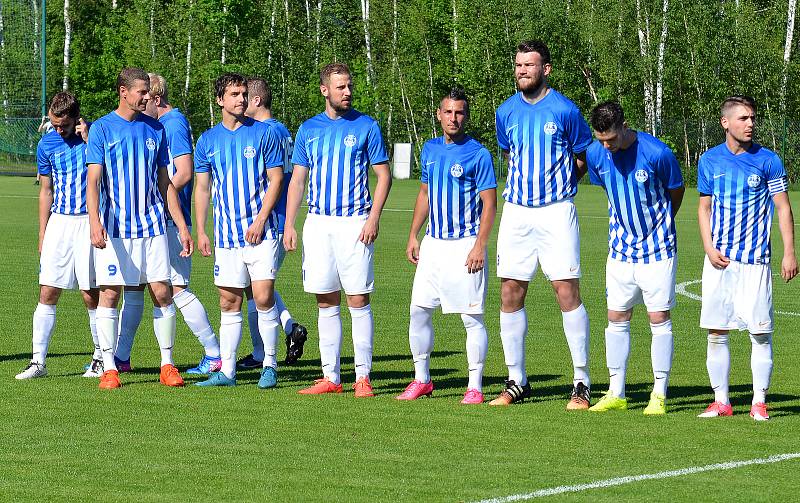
[195, 372, 236, 387]
[186, 355, 222, 375]
[258, 366, 278, 389]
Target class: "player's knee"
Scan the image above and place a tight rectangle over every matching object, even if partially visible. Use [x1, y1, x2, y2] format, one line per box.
[500, 280, 526, 310]
[749, 333, 772, 346]
[647, 310, 670, 324]
[316, 291, 341, 308]
[38, 286, 62, 305]
[346, 293, 369, 309]
[707, 332, 729, 345]
[608, 309, 633, 323]
[553, 280, 581, 311]
[460, 313, 484, 331]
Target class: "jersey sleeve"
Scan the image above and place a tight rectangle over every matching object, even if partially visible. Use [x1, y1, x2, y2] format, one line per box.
[262, 125, 284, 169]
[291, 125, 310, 168]
[86, 122, 106, 166]
[474, 148, 498, 191]
[155, 128, 170, 168]
[36, 139, 52, 176]
[166, 118, 193, 158]
[565, 105, 592, 154]
[419, 145, 429, 185]
[495, 109, 509, 151]
[366, 120, 389, 164]
[697, 154, 711, 195]
[766, 153, 789, 195]
[584, 144, 603, 187]
[655, 146, 684, 190]
[193, 133, 210, 174]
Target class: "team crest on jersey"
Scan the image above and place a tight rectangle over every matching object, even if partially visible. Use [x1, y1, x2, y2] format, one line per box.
[543, 121, 557, 135]
[635, 169, 649, 183]
[145, 138, 156, 150]
[747, 174, 762, 188]
[450, 163, 464, 178]
[243, 146, 256, 159]
[344, 134, 357, 147]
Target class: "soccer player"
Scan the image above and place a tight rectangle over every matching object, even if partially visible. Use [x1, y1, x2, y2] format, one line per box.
[113, 73, 221, 375]
[16, 91, 102, 380]
[193, 73, 285, 388]
[697, 95, 797, 421]
[583, 101, 685, 415]
[236, 76, 308, 369]
[491, 40, 594, 408]
[86, 67, 193, 390]
[285, 62, 392, 397]
[397, 88, 497, 404]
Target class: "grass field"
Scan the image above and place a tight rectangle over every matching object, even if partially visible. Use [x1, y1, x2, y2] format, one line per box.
[1, 176, 799, 502]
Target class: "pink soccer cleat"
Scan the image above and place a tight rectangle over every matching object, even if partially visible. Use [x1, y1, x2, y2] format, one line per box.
[750, 402, 770, 421]
[698, 401, 733, 418]
[460, 388, 484, 405]
[395, 380, 434, 400]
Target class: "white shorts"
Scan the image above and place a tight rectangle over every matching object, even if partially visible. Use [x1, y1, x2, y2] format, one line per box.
[496, 200, 581, 281]
[700, 257, 773, 334]
[411, 236, 487, 314]
[606, 255, 676, 312]
[94, 234, 171, 286]
[39, 213, 95, 290]
[167, 223, 192, 286]
[214, 238, 281, 288]
[302, 213, 374, 295]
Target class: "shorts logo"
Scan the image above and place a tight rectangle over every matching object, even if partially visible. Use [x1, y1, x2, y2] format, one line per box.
[635, 169, 649, 183]
[145, 138, 156, 151]
[214, 265, 220, 277]
[747, 174, 762, 188]
[243, 146, 257, 159]
[543, 122, 557, 135]
[450, 163, 464, 178]
[344, 134, 357, 147]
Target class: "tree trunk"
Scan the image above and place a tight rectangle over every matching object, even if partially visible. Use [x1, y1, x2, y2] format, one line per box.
[268, 0, 277, 67]
[452, 0, 458, 56]
[185, 0, 193, 99]
[31, 0, 39, 59]
[424, 37, 436, 138]
[683, 10, 707, 151]
[781, 0, 797, 113]
[150, 1, 156, 59]
[221, 5, 227, 65]
[360, 0, 375, 87]
[636, 0, 655, 134]
[315, 0, 322, 68]
[655, 0, 669, 133]
[0, 2, 7, 117]
[63, 0, 71, 90]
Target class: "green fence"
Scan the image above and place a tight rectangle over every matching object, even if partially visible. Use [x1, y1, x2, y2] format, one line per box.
[0, 118, 40, 174]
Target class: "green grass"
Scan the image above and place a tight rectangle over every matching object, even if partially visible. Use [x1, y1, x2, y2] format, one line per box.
[1, 177, 799, 502]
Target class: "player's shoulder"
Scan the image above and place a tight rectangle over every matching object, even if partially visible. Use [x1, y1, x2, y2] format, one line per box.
[299, 112, 328, 129]
[136, 112, 165, 132]
[546, 89, 583, 116]
[159, 108, 190, 128]
[264, 118, 291, 139]
[585, 139, 606, 161]
[37, 130, 63, 151]
[345, 109, 379, 129]
[496, 93, 521, 116]
[464, 135, 491, 156]
[637, 132, 674, 158]
[699, 143, 728, 163]
[748, 143, 779, 161]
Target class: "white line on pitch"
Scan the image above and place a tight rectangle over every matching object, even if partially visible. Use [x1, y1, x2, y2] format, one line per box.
[474, 452, 800, 502]
[676, 279, 800, 316]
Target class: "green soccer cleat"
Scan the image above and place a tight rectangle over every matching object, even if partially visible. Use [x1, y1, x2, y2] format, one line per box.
[589, 390, 628, 412]
[643, 392, 667, 415]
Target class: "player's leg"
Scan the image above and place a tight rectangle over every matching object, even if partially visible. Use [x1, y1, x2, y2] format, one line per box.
[749, 332, 772, 421]
[346, 293, 374, 397]
[744, 261, 774, 421]
[96, 285, 123, 388]
[81, 288, 104, 378]
[275, 291, 308, 365]
[115, 285, 145, 371]
[297, 291, 344, 394]
[251, 279, 280, 389]
[175, 284, 221, 375]
[237, 286, 264, 369]
[461, 313, 488, 404]
[17, 286, 62, 379]
[148, 280, 183, 387]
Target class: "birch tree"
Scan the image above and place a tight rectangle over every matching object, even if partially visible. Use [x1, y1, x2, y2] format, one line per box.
[780, 0, 797, 113]
[63, 0, 72, 90]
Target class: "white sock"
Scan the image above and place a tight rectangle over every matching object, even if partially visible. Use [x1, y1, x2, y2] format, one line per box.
[153, 304, 177, 367]
[707, 333, 730, 405]
[96, 307, 119, 371]
[275, 291, 295, 335]
[88, 309, 101, 360]
[349, 304, 374, 379]
[563, 303, 590, 388]
[463, 313, 488, 392]
[500, 308, 527, 386]
[247, 298, 264, 361]
[605, 320, 630, 398]
[32, 303, 57, 364]
[257, 305, 280, 369]
[750, 333, 773, 405]
[219, 311, 243, 379]
[409, 304, 434, 383]
[650, 320, 673, 396]
[173, 289, 219, 358]
[116, 289, 144, 361]
[318, 306, 342, 384]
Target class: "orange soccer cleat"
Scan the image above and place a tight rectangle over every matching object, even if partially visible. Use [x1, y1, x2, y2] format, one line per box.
[298, 377, 343, 395]
[99, 370, 121, 390]
[160, 364, 185, 387]
[353, 376, 375, 398]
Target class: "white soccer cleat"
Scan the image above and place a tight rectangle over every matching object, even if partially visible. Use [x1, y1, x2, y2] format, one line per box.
[82, 359, 104, 378]
[15, 361, 48, 380]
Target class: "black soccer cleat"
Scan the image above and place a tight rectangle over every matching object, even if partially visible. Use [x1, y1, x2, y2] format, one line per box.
[488, 380, 532, 406]
[236, 354, 263, 370]
[285, 323, 308, 365]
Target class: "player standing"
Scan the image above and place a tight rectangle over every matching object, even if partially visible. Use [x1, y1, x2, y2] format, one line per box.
[285, 62, 392, 397]
[397, 89, 497, 404]
[86, 67, 193, 389]
[193, 73, 285, 388]
[697, 95, 797, 421]
[16, 91, 102, 380]
[491, 40, 594, 408]
[583, 101, 685, 415]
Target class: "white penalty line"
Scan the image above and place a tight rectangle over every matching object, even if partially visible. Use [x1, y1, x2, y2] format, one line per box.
[475, 452, 800, 502]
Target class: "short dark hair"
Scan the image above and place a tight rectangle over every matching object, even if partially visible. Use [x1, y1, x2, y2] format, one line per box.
[517, 40, 551, 65]
[214, 72, 248, 99]
[440, 87, 469, 110]
[721, 95, 756, 117]
[590, 100, 625, 132]
[247, 77, 272, 109]
[49, 91, 80, 118]
[116, 67, 149, 95]
[320, 62, 351, 86]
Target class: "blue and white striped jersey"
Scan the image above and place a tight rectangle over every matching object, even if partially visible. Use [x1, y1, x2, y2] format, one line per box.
[86, 111, 169, 238]
[698, 143, 789, 264]
[586, 132, 684, 263]
[194, 117, 284, 249]
[159, 108, 193, 226]
[420, 136, 497, 240]
[496, 90, 592, 207]
[291, 109, 389, 217]
[263, 118, 293, 233]
[37, 130, 88, 215]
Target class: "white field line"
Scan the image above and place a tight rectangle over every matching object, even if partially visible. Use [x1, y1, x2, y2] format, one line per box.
[474, 452, 800, 502]
[676, 279, 800, 317]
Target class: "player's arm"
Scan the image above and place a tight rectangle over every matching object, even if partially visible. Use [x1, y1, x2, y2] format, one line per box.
[283, 165, 308, 252]
[87, 163, 107, 249]
[466, 188, 497, 274]
[170, 154, 193, 191]
[194, 171, 212, 257]
[573, 150, 588, 181]
[668, 186, 685, 217]
[773, 192, 797, 282]
[698, 195, 728, 269]
[75, 118, 90, 142]
[158, 167, 193, 257]
[406, 183, 430, 265]
[360, 162, 392, 245]
[245, 166, 283, 245]
[37, 175, 53, 254]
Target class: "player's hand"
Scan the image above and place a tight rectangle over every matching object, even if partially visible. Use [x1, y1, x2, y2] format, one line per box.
[705, 248, 730, 269]
[283, 227, 297, 252]
[76, 118, 89, 142]
[359, 217, 379, 245]
[178, 226, 194, 257]
[465, 243, 486, 274]
[781, 253, 798, 282]
[245, 218, 266, 245]
[406, 236, 420, 265]
[90, 221, 107, 249]
[198, 233, 212, 257]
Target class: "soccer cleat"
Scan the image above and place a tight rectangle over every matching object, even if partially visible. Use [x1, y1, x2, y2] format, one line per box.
[15, 361, 47, 380]
[353, 376, 375, 398]
[258, 366, 278, 389]
[697, 401, 733, 418]
[643, 392, 667, 415]
[114, 356, 131, 373]
[488, 380, 532, 406]
[159, 364, 185, 387]
[186, 355, 222, 375]
[236, 354, 263, 370]
[195, 372, 237, 387]
[566, 382, 591, 410]
[298, 377, 343, 395]
[460, 388, 484, 405]
[395, 380, 434, 400]
[589, 390, 628, 412]
[82, 359, 104, 378]
[285, 323, 308, 365]
[99, 370, 121, 389]
[750, 402, 770, 421]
